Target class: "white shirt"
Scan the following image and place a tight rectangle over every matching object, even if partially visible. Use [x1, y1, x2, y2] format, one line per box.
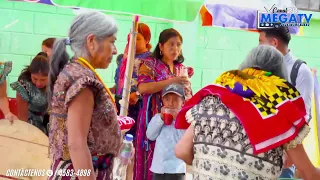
[284, 51, 314, 122]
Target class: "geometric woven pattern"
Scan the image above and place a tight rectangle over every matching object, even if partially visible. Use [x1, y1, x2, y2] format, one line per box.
[250, 82, 300, 118]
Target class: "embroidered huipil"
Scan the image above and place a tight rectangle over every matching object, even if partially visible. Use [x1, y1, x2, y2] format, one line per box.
[49, 61, 122, 179]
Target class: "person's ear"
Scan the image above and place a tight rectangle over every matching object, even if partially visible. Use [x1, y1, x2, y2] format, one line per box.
[159, 43, 164, 52]
[271, 37, 279, 47]
[86, 34, 98, 57]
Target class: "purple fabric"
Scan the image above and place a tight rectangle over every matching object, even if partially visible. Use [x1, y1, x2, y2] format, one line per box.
[37, 0, 53, 4]
[205, 4, 300, 34]
[225, 82, 254, 98]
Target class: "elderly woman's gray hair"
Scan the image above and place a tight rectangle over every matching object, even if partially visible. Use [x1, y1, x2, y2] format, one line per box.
[48, 10, 118, 102]
[239, 45, 287, 79]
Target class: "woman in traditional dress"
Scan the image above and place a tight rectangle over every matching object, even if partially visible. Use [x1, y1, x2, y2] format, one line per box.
[135, 28, 193, 180]
[175, 45, 320, 180]
[48, 11, 122, 180]
[114, 22, 152, 136]
[10, 52, 49, 134]
[0, 61, 18, 121]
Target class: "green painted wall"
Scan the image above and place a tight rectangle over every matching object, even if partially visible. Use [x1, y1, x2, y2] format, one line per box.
[0, 0, 319, 97]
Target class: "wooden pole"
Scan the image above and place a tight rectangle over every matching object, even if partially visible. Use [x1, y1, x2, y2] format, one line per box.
[119, 15, 139, 116]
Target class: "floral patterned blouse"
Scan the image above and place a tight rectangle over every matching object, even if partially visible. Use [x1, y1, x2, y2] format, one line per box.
[49, 61, 122, 163]
[186, 95, 310, 180]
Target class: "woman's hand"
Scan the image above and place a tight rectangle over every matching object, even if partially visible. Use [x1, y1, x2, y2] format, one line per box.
[170, 76, 189, 85]
[129, 92, 139, 105]
[5, 112, 19, 124]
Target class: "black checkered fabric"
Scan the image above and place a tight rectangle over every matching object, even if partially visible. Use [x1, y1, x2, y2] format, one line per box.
[249, 82, 300, 117]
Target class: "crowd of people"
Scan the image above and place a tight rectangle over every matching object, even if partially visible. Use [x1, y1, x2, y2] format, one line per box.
[0, 10, 319, 180]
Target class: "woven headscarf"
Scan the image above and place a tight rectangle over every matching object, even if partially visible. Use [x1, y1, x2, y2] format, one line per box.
[176, 68, 307, 153]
